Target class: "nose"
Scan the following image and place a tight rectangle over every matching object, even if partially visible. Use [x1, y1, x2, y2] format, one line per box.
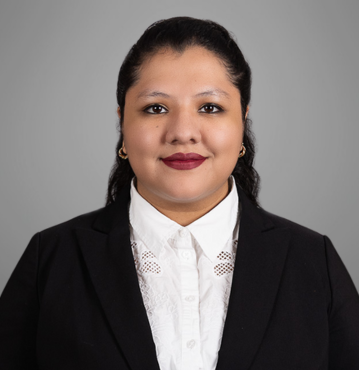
[164, 109, 202, 145]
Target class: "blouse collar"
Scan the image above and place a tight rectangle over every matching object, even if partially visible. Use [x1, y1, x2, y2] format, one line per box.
[129, 175, 240, 262]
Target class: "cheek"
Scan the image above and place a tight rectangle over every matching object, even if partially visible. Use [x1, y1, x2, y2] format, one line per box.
[125, 125, 159, 156]
[209, 124, 242, 156]
[124, 126, 163, 177]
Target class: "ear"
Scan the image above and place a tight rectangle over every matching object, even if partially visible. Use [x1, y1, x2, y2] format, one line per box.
[117, 107, 126, 151]
[245, 105, 249, 120]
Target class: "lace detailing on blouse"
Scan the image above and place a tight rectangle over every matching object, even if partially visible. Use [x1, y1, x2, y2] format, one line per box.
[214, 250, 236, 276]
[130, 228, 239, 370]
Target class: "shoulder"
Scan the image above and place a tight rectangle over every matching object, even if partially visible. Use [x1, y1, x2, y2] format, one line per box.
[258, 207, 329, 277]
[260, 207, 325, 244]
[258, 206, 328, 267]
[35, 205, 109, 248]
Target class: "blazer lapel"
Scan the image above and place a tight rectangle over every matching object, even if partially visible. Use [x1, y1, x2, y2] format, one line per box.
[216, 186, 291, 370]
[74, 182, 160, 370]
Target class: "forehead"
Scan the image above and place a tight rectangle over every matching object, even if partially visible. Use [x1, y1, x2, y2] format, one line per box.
[141, 45, 224, 68]
[127, 46, 239, 100]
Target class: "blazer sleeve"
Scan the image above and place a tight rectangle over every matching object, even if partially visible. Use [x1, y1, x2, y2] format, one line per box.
[324, 235, 359, 369]
[0, 232, 40, 369]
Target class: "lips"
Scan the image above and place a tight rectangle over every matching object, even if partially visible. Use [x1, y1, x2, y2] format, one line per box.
[162, 152, 206, 161]
[161, 152, 207, 170]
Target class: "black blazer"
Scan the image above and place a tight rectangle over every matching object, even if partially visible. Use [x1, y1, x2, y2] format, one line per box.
[1, 181, 359, 370]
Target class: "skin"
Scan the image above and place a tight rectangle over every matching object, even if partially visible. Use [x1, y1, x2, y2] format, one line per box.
[118, 46, 248, 226]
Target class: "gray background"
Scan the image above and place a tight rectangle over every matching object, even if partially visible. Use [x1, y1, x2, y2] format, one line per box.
[1, 0, 358, 294]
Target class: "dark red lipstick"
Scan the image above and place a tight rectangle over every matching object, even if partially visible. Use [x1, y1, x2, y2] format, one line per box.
[161, 152, 207, 170]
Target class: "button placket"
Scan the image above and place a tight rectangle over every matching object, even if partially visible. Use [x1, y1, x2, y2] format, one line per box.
[179, 228, 187, 238]
[185, 295, 195, 302]
[176, 229, 202, 368]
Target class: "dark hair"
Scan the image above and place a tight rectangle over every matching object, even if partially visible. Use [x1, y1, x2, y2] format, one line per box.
[105, 16, 261, 206]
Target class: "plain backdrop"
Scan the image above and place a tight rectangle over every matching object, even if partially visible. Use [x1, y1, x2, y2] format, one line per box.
[0, 0, 358, 293]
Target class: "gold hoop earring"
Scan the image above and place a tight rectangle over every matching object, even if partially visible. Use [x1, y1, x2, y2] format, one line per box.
[238, 143, 246, 158]
[118, 145, 128, 159]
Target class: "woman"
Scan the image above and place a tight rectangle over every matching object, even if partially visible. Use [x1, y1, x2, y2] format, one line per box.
[0, 16, 358, 370]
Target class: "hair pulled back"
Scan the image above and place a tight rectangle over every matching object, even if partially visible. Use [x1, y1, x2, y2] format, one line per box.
[106, 16, 261, 206]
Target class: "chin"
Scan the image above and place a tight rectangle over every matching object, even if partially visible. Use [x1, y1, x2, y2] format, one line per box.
[159, 182, 209, 202]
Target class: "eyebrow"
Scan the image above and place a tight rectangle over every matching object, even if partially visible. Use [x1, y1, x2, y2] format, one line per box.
[136, 88, 230, 100]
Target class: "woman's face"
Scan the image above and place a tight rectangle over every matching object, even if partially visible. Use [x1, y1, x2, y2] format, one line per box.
[120, 46, 246, 209]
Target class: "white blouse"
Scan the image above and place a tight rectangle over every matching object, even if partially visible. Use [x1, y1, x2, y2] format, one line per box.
[128, 175, 241, 370]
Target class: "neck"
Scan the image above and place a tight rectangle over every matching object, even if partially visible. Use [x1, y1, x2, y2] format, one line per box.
[135, 177, 232, 227]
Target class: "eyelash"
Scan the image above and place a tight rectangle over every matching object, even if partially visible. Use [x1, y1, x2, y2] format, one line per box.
[143, 103, 223, 114]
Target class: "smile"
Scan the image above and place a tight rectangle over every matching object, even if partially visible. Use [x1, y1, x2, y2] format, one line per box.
[161, 158, 206, 170]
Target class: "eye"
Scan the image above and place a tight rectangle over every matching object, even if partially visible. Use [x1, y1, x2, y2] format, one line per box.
[199, 104, 223, 114]
[144, 104, 168, 114]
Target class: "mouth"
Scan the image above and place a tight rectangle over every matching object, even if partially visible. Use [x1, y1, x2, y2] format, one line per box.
[161, 153, 207, 170]
[162, 152, 206, 161]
